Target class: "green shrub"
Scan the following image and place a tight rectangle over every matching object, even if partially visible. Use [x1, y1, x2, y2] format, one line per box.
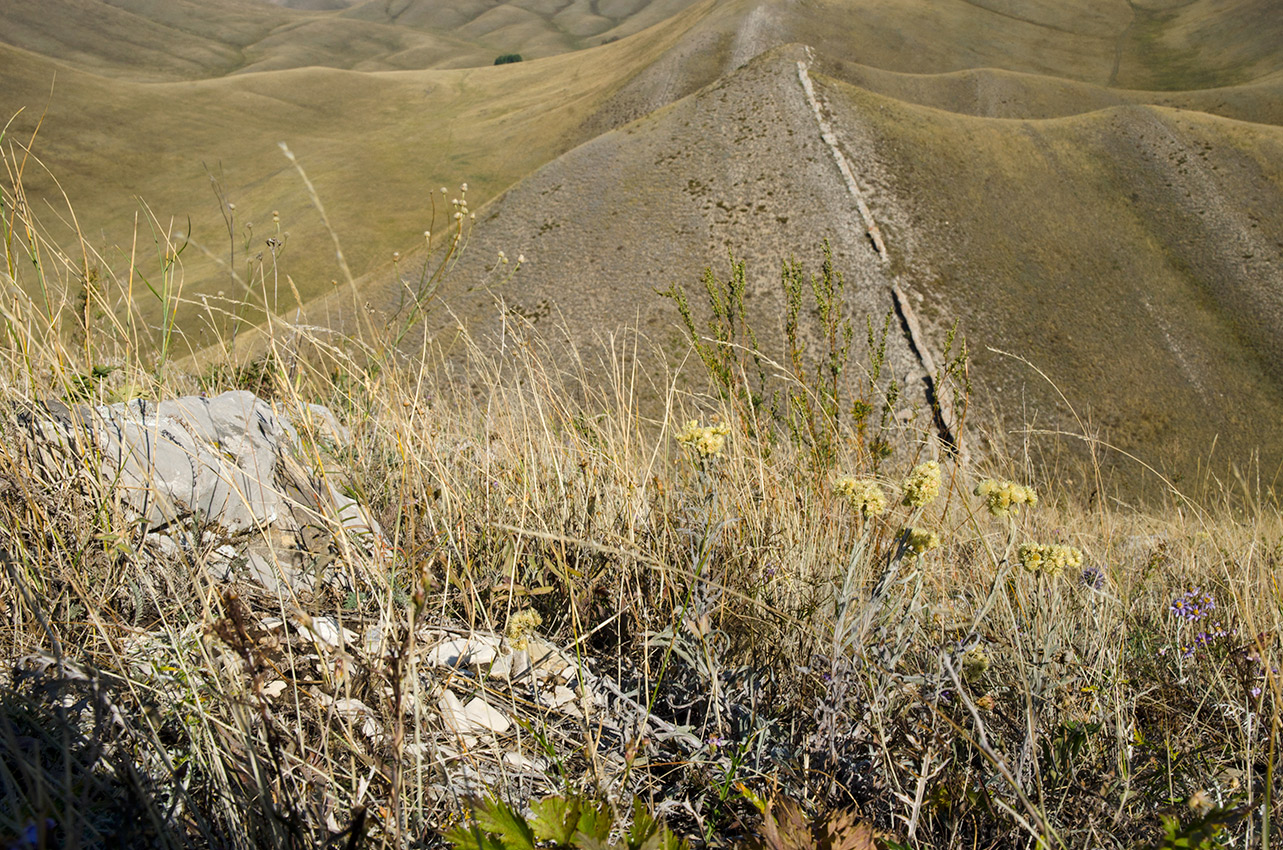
[447, 795, 686, 850]
[494, 53, 523, 65]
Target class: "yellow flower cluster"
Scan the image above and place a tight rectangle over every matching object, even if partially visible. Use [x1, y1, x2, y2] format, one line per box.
[961, 645, 991, 680]
[901, 460, 942, 508]
[1017, 543, 1083, 578]
[833, 476, 887, 517]
[676, 419, 731, 459]
[902, 526, 941, 559]
[974, 478, 1038, 517]
[505, 608, 543, 651]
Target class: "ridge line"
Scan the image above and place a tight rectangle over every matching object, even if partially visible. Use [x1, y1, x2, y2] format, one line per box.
[795, 58, 888, 262]
[796, 55, 963, 456]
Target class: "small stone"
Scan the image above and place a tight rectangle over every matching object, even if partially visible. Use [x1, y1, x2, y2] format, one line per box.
[463, 696, 510, 735]
[245, 551, 290, 594]
[329, 697, 370, 717]
[146, 533, 183, 559]
[439, 689, 510, 737]
[538, 684, 577, 711]
[526, 637, 571, 680]
[298, 616, 355, 650]
[303, 403, 350, 445]
[488, 651, 515, 680]
[325, 697, 384, 742]
[363, 625, 385, 657]
[427, 636, 499, 668]
[503, 751, 545, 771]
[509, 648, 531, 680]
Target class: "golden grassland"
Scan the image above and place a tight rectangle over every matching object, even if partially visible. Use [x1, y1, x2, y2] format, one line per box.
[2, 142, 1283, 849]
[0, 0, 723, 335]
[6, 0, 1283, 351]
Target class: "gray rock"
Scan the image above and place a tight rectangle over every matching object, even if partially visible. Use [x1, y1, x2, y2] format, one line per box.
[88, 391, 288, 532]
[15, 390, 386, 592]
[242, 550, 308, 595]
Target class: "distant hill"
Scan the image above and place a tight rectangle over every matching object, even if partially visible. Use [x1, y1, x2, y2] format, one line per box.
[2, 0, 1282, 488]
[0, 0, 710, 79]
[0, 0, 720, 336]
[361, 42, 1283, 489]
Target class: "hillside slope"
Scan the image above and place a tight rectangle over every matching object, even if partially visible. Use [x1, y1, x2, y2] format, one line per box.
[0, 0, 712, 80]
[3, 0, 1283, 485]
[0, 0, 724, 342]
[357, 45, 1283, 485]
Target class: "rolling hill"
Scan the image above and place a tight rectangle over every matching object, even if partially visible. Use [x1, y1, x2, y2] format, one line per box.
[2, 0, 1283, 490]
[360, 41, 1283, 489]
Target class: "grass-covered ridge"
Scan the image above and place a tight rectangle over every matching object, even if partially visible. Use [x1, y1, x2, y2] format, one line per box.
[6, 0, 1283, 494]
[2, 143, 1283, 849]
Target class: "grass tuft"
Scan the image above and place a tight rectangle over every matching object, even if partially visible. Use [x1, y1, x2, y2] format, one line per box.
[1, 135, 1281, 850]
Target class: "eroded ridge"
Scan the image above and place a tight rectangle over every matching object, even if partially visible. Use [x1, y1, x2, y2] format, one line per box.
[796, 58, 888, 262]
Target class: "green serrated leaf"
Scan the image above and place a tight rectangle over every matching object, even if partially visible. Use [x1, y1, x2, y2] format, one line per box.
[575, 834, 613, 850]
[445, 823, 508, 850]
[660, 830, 689, 850]
[880, 839, 921, 850]
[626, 799, 686, 850]
[626, 798, 659, 850]
[474, 797, 537, 850]
[575, 799, 614, 844]
[529, 796, 579, 846]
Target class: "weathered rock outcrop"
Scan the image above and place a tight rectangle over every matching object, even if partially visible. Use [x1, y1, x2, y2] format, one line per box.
[14, 390, 385, 594]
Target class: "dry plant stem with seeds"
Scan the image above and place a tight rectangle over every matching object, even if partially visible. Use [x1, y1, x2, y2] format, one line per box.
[0, 135, 1281, 850]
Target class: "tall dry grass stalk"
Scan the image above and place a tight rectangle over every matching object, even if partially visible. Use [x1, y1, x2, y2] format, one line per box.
[0, 127, 1280, 849]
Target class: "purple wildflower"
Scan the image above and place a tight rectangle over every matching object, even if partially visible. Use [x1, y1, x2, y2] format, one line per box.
[1170, 587, 1216, 622]
[11, 820, 55, 849]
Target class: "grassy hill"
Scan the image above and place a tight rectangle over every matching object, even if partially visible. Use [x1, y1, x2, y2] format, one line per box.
[0, 0, 712, 80]
[339, 40, 1283, 490]
[0, 0, 722, 345]
[2, 0, 1283, 487]
[6, 2, 1283, 847]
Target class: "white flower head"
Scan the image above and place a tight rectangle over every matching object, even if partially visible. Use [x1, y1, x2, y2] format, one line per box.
[902, 460, 942, 508]
[676, 419, 731, 459]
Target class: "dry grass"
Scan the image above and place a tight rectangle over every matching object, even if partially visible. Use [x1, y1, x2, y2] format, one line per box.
[7, 0, 1283, 348]
[2, 129, 1283, 850]
[0, 0, 719, 333]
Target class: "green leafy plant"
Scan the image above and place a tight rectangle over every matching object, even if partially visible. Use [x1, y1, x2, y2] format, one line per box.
[661, 244, 912, 471]
[781, 243, 852, 468]
[446, 795, 687, 850]
[494, 54, 524, 65]
[1152, 803, 1246, 849]
[659, 252, 770, 437]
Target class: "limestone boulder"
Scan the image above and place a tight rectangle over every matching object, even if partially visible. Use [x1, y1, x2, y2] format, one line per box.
[15, 390, 386, 592]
